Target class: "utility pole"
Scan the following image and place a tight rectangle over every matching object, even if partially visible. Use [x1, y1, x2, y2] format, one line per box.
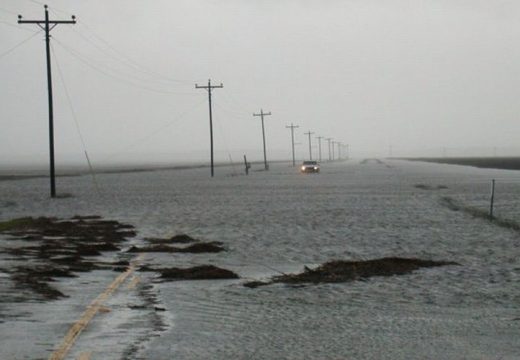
[196, 79, 223, 177]
[346, 144, 349, 159]
[253, 109, 272, 171]
[304, 131, 314, 160]
[286, 123, 299, 167]
[316, 136, 323, 162]
[337, 142, 342, 160]
[18, 5, 76, 198]
[331, 141, 335, 161]
[326, 138, 332, 161]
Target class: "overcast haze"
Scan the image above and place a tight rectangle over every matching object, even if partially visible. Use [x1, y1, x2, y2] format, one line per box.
[2, 0, 520, 168]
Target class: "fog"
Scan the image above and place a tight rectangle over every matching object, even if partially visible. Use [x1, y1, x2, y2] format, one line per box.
[2, 0, 520, 168]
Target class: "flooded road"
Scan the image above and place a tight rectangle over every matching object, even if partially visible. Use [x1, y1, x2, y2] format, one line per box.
[1, 159, 519, 359]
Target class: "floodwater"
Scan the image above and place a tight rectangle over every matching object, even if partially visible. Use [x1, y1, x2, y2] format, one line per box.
[0, 159, 519, 359]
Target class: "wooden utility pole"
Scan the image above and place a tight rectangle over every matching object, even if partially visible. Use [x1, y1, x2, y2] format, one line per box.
[286, 123, 299, 166]
[316, 136, 323, 162]
[18, 5, 76, 198]
[196, 79, 223, 177]
[331, 140, 335, 160]
[253, 109, 271, 171]
[304, 131, 314, 160]
[326, 138, 332, 161]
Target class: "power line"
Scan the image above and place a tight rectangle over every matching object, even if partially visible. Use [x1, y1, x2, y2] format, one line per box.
[0, 30, 41, 61]
[32, 0, 186, 86]
[77, 19, 191, 85]
[69, 24, 187, 88]
[51, 42, 101, 195]
[101, 97, 207, 163]
[213, 104, 236, 173]
[53, 38, 195, 96]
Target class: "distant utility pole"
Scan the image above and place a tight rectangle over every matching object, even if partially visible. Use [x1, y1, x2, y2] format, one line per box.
[196, 79, 223, 177]
[286, 123, 299, 167]
[326, 138, 332, 161]
[331, 141, 335, 160]
[253, 109, 272, 171]
[337, 142, 342, 160]
[304, 131, 314, 160]
[346, 144, 350, 159]
[18, 5, 76, 198]
[316, 136, 323, 162]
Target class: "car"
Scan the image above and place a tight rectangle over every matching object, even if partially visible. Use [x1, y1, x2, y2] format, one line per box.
[300, 160, 320, 173]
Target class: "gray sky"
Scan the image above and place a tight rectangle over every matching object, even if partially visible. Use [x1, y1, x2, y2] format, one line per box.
[2, 0, 520, 167]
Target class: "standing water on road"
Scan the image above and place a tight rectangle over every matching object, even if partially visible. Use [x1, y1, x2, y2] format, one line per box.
[0, 159, 519, 359]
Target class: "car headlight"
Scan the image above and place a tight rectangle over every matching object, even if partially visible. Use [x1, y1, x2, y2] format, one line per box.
[314, 167, 318, 170]
[301, 166, 306, 170]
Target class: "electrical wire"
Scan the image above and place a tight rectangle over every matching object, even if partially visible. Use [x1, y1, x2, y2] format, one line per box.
[220, 90, 255, 114]
[76, 19, 191, 85]
[52, 32, 210, 167]
[101, 97, 208, 163]
[28, 0, 46, 6]
[69, 26, 179, 88]
[213, 104, 237, 173]
[19, 2, 199, 91]
[51, 42, 102, 195]
[0, 30, 41, 61]
[53, 38, 196, 96]
[18, 2, 192, 89]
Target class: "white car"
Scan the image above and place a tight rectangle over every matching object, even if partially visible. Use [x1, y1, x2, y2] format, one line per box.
[300, 161, 320, 173]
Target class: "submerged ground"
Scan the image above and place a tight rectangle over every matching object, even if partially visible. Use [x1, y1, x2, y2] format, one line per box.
[404, 156, 520, 171]
[0, 159, 519, 359]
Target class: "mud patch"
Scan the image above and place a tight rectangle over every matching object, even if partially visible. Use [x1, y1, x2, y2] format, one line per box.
[139, 265, 238, 281]
[414, 184, 448, 190]
[144, 234, 199, 244]
[0, 216, 136, 300]
[244, 257, 458, 288]
[127, 241, 225, 253]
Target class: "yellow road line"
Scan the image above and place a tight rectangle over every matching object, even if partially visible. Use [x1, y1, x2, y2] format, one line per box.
[49, 254, 144, 360]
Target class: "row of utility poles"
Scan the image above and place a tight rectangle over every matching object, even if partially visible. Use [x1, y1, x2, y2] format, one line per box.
[18, 5, 349, 197]
[195, 79, 349, 175]
[196, 79, 272, 177]
[195, 78, 349, 175]
[288, 128, 349, 166]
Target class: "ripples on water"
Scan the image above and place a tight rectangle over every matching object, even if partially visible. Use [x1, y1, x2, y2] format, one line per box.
[1, 160, 519, 359]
